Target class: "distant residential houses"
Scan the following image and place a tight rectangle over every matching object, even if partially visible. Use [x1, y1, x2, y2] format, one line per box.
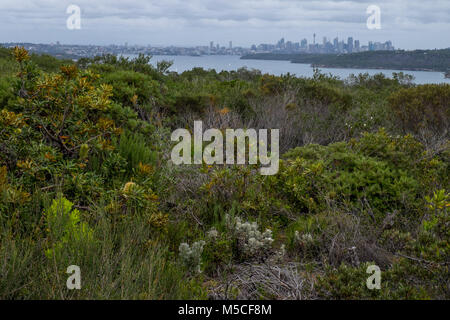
[0, 42, 250, 58]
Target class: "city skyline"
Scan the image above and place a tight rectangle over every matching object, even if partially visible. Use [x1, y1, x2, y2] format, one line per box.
[3, 34, 395, 50]
[1, 34, 398, 59]
[248, 35, 394, 54]
[0, 0, 449, 50]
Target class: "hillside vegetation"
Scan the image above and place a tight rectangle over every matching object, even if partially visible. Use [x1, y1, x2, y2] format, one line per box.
[0, 47, 449, 299]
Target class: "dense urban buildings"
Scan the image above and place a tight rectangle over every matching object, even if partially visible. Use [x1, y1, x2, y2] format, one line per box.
[1, 35, 395, 59]
[251, 36, 394, 54]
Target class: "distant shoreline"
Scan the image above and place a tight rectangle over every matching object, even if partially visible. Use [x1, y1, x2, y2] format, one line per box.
[241, 50, 450, 73]
[310, 64, 437, 73]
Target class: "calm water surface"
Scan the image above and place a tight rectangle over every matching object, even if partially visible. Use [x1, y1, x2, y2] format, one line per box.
[127, 54, 449, 85]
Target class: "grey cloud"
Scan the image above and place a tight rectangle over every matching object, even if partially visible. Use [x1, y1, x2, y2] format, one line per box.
[0, 0, 448, 49]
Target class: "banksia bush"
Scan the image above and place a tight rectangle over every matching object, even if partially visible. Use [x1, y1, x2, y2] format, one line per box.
[12, 46, 29, 63]
[122, 181, 137, 194]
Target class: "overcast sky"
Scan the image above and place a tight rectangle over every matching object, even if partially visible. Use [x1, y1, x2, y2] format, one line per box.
[1, 0, 449, 49]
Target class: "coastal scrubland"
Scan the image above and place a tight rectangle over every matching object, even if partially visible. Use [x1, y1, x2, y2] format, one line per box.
[0, 47, 448, 299]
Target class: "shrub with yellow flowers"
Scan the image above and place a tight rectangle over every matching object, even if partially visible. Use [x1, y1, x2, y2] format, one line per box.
[11, 47, 122, 161]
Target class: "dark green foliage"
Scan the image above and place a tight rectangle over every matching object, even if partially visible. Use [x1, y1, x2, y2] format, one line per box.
[388, 84, 450, 138]
[115, 130, 157, 174]
[274, 131, 438, 217]
[100, 70, 163, 111]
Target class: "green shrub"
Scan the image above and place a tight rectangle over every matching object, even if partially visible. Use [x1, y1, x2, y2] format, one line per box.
[115, 130, 157, 175]
[315, 262, 434, 300]
[44, 195, 94, 258]
[388, 84, 450, 140]
[100, 70, 162, 109]
[274, 133, 424, 217]
[202, 234, 233, 276]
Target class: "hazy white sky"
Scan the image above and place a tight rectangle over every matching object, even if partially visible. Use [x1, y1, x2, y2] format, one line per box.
[0, 0, 449, 49]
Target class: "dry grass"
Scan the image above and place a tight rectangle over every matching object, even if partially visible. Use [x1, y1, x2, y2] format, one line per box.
[209, 262, 317, 300]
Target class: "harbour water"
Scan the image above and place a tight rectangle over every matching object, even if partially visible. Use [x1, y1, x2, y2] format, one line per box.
[136, 54, 449, 85]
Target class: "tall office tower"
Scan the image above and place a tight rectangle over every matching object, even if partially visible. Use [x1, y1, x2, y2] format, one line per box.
[385, 40, 393, 50]
[210, 41, 214, 50]
[216, 43, 220, 50]
[313, 33, 316, 44]
[347, 37, 354, 53]
[323, 37, 327, 46]
[286, 41, 293, 50]
[333, 37, 339, 50]
[229, 41, 232, 49]
[354, 40, 360, 52]
[301, 38, 307, 49]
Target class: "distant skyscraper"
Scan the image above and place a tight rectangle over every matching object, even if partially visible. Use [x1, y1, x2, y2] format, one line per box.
[354, 40, 360, 52]
[286, 41, 293, 50]
[229, 41, 232, 49]
[385, 41, 393, 50]
[323, 37, 327, 46]
[313, 33, 316, 45]
[301, 38, 307, 49]
[347, 37, 353, 53]
[333, 37, 339, 50]
[210, 41, 214, 50]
